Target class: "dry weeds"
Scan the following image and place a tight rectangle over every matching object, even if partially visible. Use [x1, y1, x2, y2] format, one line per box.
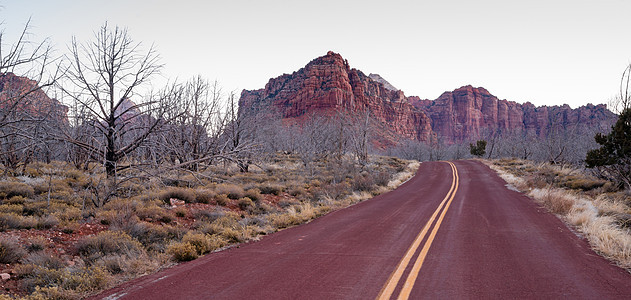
[488, 158, 631, 269]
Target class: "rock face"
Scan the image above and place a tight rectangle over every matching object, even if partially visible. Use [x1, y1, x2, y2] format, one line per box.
[0, 72, 68, 124]
[368, 73, 398, 91]
[239, 52, 618, 145]
[415, 85, 616, 142]
[240, 51, 433, 142]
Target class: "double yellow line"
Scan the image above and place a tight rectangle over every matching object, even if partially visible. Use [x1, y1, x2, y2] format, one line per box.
[376, 161, 460, 300]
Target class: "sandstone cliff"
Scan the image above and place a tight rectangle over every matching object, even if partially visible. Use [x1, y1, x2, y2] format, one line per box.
[239, 52, 617, 145]
[240, 51, 434, 142]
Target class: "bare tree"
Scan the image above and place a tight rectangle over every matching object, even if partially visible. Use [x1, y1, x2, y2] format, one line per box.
[62, 23, 178, 178]
[0, 18, 63, 174]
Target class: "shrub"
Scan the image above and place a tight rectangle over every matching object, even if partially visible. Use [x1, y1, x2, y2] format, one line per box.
[216, 184, 245, 200]
[182, 232, 212, 255]
[26, 236, 49, 253]
[0, 213, 38, 229]
[174, 207, 187, 217]
[0, 237, 27, 263]
[244, 188, 262, 202]
[215, 194, 230, 206]
[0, 203, 24, 214]
[125, 222, 172, 252]
[136, 204, 169, 221]
[238, 197, 255, 211]
[38, 215, 60, 229]
[6, 195, 26, 205]
[194, 189, 216, 204]
[374, 171, 391, 187]
[192, 209, 224, 222]
[23, 252, 66, 269]
[18, 265, 110, 294]
[159, 187, 196, 204]
[76, 231, 144, 264]
[258, 184, 282, 195]
[0, 181, 34, 198]
[167, 242, 198, 262]
[352, 174, 375, 192]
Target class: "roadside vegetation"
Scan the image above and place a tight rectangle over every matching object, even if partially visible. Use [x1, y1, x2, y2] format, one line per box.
[488, 158, 631, 270]
[0, 154, 417, 299]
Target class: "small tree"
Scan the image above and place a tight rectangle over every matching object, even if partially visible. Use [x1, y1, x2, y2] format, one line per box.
[469, 140, 487, 157]
[586, 64, 631, 189]
[585, 108, 631, 189]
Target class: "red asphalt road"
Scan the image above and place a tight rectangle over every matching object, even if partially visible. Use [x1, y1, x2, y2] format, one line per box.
[93, 160, 631, 299]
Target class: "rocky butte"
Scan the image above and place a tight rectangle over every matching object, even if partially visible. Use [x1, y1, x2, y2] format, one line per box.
[239, 51, 618, 145]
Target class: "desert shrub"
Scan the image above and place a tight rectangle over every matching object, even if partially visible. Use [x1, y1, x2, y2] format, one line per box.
[0, 203, 24, 214]
[6, 195, 26, 205]
[258, 184, 282, 195]
[22, 252, 66, 270]
[166, 242, 198, 262]
[26, 236, 49, 253]
[374, 171, 391, 187]
[352, 174, 375, 191]
[174, 206, 187, 217]
[322, 182, 350, 200]
[24, 286, 81, 300]
[136, 204, 170, 221]
[216, 184, 245, 200]
[159, 187, 196, 204]
[194, 189, 216, 204]
[0, 213, 38, 229]
[238, 197, 255, 211]
[38, 215, 60, 229]
[288, 186, 306, 197]
[564, 178, 607, 191]
[125, 222, 172, 252]
[214, 194, 230, 206]
[192, 209, 224, 222]
[18, 265, 110, 294]
[244, 188, 262, 202]
[76, 231, 144, 264]
[0, 181, 34, 198]
[182, 232, 212, 255]
[50, 204, 81, 223]
[22, 201, 47, 216]
[0, 237, 27, 263]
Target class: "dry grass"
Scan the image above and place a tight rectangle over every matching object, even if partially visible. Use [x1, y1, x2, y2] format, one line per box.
[488, 158, 631, 269]
[0, 154, 419, 298]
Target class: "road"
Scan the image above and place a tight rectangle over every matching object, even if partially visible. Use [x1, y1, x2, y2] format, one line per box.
[93, 160, 631, 299]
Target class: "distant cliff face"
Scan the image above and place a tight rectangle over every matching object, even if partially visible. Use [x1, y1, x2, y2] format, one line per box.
[0, 72, 68, 125]
[239, 52, 617, 145]
[414, 85, 616, 142]
[239, 51, 434, 142]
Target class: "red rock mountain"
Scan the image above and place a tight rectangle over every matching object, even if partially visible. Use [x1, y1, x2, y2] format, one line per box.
[240, 51, 433, 141]
[241, 51, 617, 144]
[0, 72, 68, 124]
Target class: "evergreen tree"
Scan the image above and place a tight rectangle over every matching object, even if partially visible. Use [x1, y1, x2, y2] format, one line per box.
[586, 108, 631, 189]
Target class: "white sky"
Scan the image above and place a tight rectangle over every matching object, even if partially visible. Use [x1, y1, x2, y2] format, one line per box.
[2, 0, 631, 108]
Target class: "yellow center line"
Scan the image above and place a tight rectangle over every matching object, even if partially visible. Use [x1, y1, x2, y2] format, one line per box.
[397, 161, 459, 299]
[376, 162, 458, 300]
